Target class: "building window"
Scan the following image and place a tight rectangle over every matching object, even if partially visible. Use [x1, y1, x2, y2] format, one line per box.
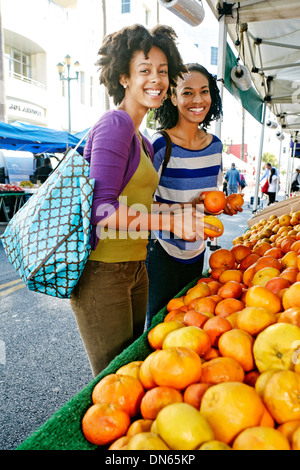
[121, 0, 130, 14]
[211, 46, 218, 66]
[6, 46, 31, 80]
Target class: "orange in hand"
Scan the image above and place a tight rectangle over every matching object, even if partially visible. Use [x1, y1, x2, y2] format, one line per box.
[226, 193, 244, 211]
[201, 190, 227, 213]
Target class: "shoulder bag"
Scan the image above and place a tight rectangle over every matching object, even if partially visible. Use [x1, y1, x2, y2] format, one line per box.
[1, 130, 94, 299]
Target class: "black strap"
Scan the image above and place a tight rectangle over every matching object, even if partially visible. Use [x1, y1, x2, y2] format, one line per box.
[153, 130, 172, 175]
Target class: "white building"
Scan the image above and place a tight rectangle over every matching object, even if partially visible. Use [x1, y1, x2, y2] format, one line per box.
[1, 0, 220, 133]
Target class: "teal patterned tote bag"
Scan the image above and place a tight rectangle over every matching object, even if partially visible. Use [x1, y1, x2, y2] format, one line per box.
[1, 141, 94, 299]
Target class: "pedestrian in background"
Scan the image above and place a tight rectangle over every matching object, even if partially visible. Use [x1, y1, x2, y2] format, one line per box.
[267, 167, 278, 205]
[224, 162, 241, 195]
[291, 167, 300, 192]
[33, 157, 52, 184]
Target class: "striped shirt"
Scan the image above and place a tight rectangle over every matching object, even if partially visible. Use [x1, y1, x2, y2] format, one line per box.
[151, 133, 223, 263]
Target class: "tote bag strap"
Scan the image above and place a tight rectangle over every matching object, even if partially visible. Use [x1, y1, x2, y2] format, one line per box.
[153, 130, 172, 175]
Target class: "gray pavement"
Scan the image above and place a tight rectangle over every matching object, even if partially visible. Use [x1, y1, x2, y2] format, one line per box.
[0, 189, 268, 450]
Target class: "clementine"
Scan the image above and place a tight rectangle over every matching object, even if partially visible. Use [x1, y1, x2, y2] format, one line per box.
[199, 440, 232, 450]
[149, 347, 202, 390]
[277, 420, 300, 444]
[82, 403, 130, 446]
[126, 419, 153, 437]
[236, 306, 277, 336]
[148, 321, 184, 350]
[218, 329, 255, 372]
[183, 283, 211, 306]
[218, 269, 243, 284]
[140, 386, 183, 420]
[166, 297, 185, 312]
[265, 277, 291, 295]
[183, 383, 211, 409]
[254, 255, 282, 272]
[116, 361, 143, 380]
[230, 244, 252, 264]
[291, 426, 300, 450]
[277, 307, 300, 327]
[200, 356, 245, 384]
[244, 370, 260, 388]
[226, 193, 244, 211]
[108, 436, 130, 450]
[239, 253, 260, 270]
[189, 296, 217, 315]
[282, 282, 300, 309]
[92, 374, 145, 417]
[126, 432, 170, 450]
[245, 285, 282, 314]
[214, 298, 244, 317]
[162, 325, 211, 357]
[209, 248, 235, 270]
[203, 316, 232, 347]
[263, 370, 300, 423]
[202, 190, 227, 213]
[218, 280, 243, 299]
[163, 310, 186, 323]
[139, 350, 161, 389]
[232, 427, 290, 450]
[183, 310, 211, 328]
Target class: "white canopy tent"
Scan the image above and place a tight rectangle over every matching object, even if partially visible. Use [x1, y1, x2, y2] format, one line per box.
[204, 0, 300, 211]
[222, 152, 252, 172]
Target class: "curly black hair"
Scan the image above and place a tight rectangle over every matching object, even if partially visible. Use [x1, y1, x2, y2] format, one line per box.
[154, 63, 223, 131]
[96, 24, 187, 106]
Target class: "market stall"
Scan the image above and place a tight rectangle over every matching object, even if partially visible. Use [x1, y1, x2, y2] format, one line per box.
[14, 190, 300, 451]
[0, 184, 26, 222]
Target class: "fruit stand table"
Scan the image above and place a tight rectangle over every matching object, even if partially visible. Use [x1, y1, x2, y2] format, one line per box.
[0, 191, 26, 223]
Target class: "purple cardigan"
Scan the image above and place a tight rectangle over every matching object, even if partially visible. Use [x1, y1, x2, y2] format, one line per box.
[84, 109, 154, 249]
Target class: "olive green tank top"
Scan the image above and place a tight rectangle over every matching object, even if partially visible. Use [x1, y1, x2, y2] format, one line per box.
[89, 146, 159, 262]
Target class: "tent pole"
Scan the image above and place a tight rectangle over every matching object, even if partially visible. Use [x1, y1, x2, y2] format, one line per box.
[276, 138, 282, 197]
[285, 142, 293, 199]
[215, 12, 227, 140]
[253, 102, 267, 212]
[288, 134, 298, 196]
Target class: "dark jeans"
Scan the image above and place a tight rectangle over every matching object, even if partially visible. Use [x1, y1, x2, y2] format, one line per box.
[268, 192, 276, 205]
[145, 238, 204, 330]
[70, 260, 148, 377]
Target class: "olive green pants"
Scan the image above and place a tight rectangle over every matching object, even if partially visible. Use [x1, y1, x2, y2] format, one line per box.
[70, 260, 148, 377]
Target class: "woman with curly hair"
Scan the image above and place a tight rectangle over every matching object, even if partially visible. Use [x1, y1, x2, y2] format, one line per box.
[70, 25, 203, 377]
[145, 63, 238, 329]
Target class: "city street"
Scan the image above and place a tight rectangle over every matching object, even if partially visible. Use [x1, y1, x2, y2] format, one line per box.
[0, 188, 268, 450]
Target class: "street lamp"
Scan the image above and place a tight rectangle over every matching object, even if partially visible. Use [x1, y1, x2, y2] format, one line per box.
[56, 55, 80, 133]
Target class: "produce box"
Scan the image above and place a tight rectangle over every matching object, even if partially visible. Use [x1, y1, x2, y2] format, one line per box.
[16, 276, 202, 451]
[247, 195, 300, 227]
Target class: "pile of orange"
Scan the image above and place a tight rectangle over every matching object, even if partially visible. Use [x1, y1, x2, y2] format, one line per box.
[81, 206, 300, 450]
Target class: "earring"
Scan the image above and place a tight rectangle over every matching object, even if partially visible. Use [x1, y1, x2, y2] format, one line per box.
[123, 83, 127, 89]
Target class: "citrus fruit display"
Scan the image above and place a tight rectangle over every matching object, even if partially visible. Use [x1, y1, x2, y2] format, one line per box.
[81, 209, 300, 450]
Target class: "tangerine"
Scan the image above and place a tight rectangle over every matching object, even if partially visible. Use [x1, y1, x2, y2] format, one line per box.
[82, 403, 130, 446]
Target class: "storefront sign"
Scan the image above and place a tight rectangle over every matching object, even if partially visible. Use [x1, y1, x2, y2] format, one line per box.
[7, 99, 45, 122]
